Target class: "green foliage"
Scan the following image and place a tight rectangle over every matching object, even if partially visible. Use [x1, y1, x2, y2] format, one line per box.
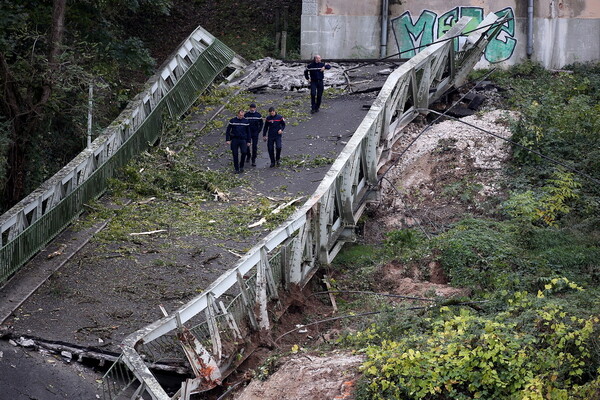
[333, 215, 600, 399]
[502, 190, 539, 224]
[503, 169, 581, 226]
[490, 62, 600, 223]
[332, 243, 381, 291]
[334, 62, 600, 400]
[432, 219, 522, 292]
[383, 229, 428, 262]
[0, 0, 171, 210]
[280, 154, 335, 169]
[358, 303, 600, 400]
[441, 178, 483, 204]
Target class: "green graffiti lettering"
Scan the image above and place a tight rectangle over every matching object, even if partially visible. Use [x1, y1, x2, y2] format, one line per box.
[438, 7, 483, 51]
[485, 7, 517, 63]
[392, 10, 436, 58]
[391, 7, 517, 63]
[438, 7, 459, 39]
[461, 7, 484, 35]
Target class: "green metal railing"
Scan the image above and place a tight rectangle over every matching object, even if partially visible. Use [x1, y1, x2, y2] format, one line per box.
[0, 34, 238, 284]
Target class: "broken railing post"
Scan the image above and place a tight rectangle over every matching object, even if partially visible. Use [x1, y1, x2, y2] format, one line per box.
[219, 300, 242, 340]
[174, 311, 222, 393]
[256, 252, 270, 330]
[260, 248, 279, 301]
[236, 271, 259, 331]
[205, 293, 223, 361]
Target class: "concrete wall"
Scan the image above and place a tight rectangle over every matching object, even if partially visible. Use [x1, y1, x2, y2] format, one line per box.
[301, 0, 382, 59]
[301, 0, 600, 68]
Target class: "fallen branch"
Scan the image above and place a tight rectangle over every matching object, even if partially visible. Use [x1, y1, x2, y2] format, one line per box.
[227, 249, 243, 258]
[129, 229, 167, 236]
[272, 196, 304, 214]
[47, 244, 67, 259]
[275, 299, 489, 343]
[248, 217, 267, 228]
[309, 290, 439, 302]
[137, 197, 156, 205]
[322, 276, 338, 313]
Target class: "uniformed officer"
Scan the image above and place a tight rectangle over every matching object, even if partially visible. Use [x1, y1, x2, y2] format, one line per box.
[244, 103, 263, 167]
[225, 110, 251, 173]
[262, 107, 286, 167]
[304, 54, 331, 114]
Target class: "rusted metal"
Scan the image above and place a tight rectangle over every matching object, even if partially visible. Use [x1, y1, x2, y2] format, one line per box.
[176, 326, 222, 393]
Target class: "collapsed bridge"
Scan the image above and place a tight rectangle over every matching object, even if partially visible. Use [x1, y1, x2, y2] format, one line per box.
[102, 15, 506, 400]
[0, 12, 508, 400]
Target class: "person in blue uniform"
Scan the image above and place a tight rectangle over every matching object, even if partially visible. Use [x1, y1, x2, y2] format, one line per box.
[262, 107, 286, 167]
[225, 110, 251, 173]
[244, 103, 263, 167]
[304, 54, 331, 114]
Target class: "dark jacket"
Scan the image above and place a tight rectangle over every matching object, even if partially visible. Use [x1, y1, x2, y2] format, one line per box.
[226, 117, 251, 142]
[244, 111, 263, 135]
[304, 62, 331, 81]
[263, 114, 286, 137]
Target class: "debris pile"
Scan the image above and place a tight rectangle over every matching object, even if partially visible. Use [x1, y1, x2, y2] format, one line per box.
[238, 58, 349, 92]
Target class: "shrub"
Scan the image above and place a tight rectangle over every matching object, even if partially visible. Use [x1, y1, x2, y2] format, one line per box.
[358, 299, 600, 400]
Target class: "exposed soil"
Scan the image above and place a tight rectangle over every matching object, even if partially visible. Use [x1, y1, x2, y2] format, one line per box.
[235, 352, 364, 400]
[366, 108, 515, 242]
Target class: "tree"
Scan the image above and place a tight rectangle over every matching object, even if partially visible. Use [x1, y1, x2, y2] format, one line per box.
[0, 0, 66, 207]
[0, 0, 171, 211]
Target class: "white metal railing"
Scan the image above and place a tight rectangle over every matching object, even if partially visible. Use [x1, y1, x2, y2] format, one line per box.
[103, 14, 505, 400]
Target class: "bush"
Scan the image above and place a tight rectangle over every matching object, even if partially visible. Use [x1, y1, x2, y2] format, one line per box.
[358, 298, 600, 400]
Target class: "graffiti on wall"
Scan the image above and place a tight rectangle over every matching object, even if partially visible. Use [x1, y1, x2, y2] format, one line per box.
[391, 7, 516, 63]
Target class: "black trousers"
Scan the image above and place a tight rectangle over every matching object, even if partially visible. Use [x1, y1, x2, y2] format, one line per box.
[310, 79, 324, 111]
[246, 133, 259, 162]
[267, 135, 282, 163]
[230, 138, 247, 171]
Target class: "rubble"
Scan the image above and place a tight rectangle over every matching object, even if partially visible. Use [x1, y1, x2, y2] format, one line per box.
[238, 58, 350, 92]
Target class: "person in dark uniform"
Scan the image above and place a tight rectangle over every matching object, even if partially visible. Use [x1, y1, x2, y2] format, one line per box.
[262, 107, 286, 167]
[304, 54, 331, 114]
[225, 110, 251, 173]
[244, 103, 263, 167]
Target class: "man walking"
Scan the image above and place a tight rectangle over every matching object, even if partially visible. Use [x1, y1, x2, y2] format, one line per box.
[244, 103, 263, 167]
[225, 110, 251, 173]
[304, 54, 331, 114]
[262, 107, 286, 167]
